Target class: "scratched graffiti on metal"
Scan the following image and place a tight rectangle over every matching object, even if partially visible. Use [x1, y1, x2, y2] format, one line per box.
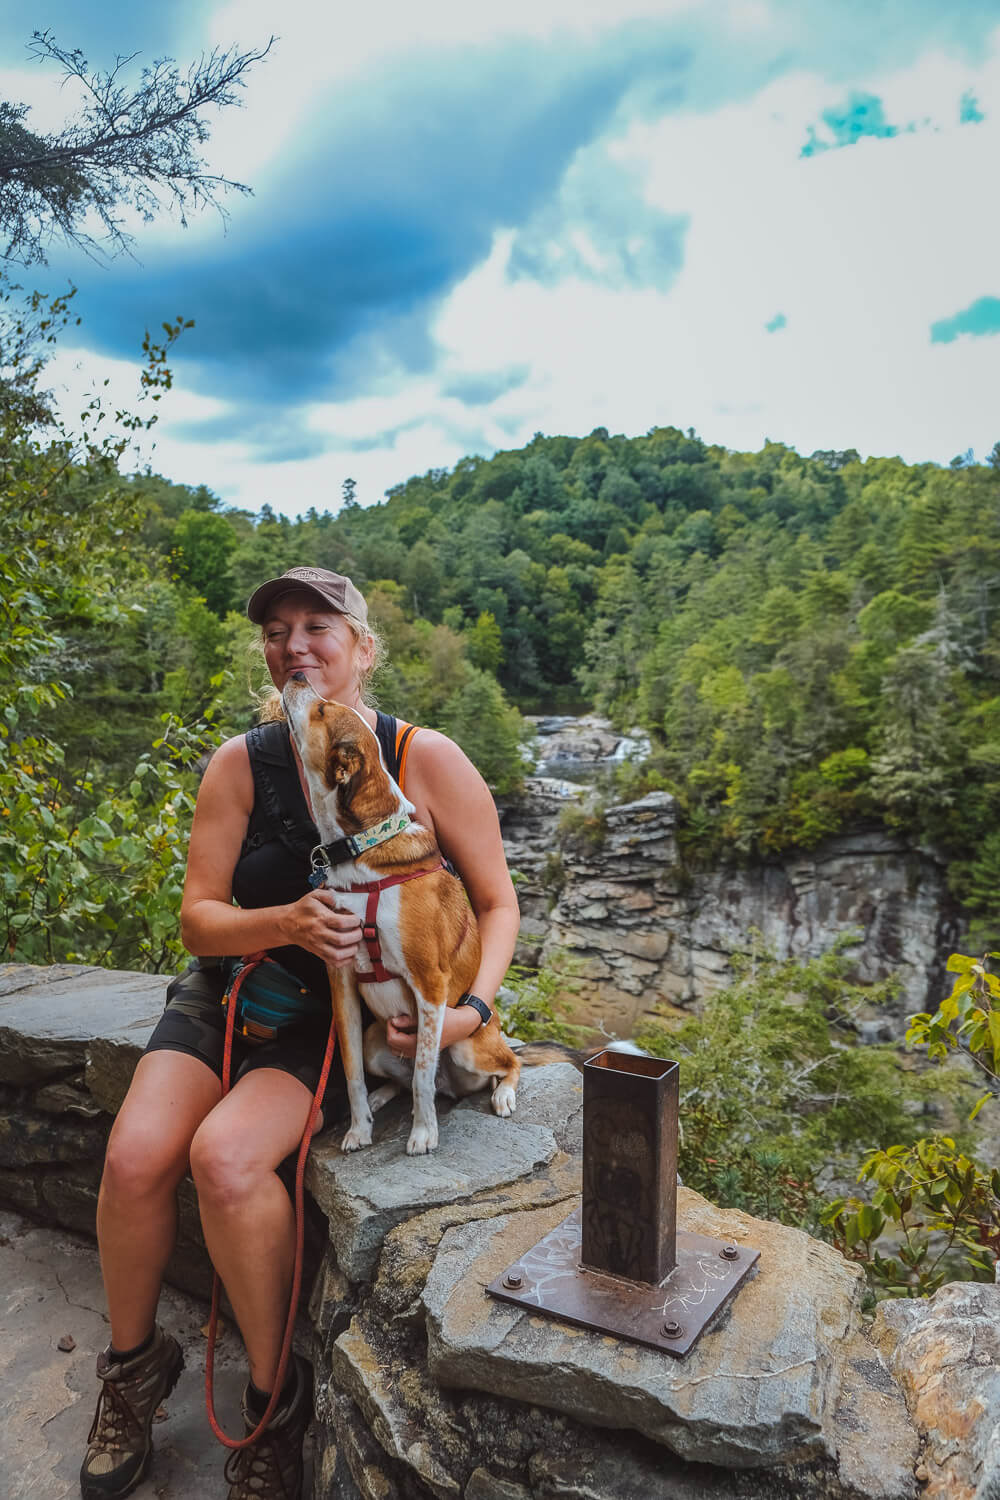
[487, 1206, 760, 1357]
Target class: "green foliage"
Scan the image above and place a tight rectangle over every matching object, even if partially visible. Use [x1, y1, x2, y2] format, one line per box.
[821, 1139, 1000, 1296]
[821, 952, 1000, 1294]
[0, 276, 213, 972]
[497, 960, 585, 1045]
[555, 803, 608, 851]
[634, 943, 917, 1228]
[2, 711, 220, 972]
[465, 610, 503, 673]
[438, 668, 531, 796]
[906, 952, 1000, 1083]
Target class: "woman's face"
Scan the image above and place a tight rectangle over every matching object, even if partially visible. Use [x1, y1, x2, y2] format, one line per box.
[262, 591, 371, 703]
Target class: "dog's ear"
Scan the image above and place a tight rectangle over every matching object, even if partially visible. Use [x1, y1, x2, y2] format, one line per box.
[328, 740, 362, 788]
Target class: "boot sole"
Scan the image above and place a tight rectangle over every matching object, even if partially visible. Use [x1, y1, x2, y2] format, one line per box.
[80, 1343, 185, 1500]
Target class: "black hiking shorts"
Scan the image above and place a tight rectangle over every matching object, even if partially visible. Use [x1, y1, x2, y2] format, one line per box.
[145, 960, 347, 1129]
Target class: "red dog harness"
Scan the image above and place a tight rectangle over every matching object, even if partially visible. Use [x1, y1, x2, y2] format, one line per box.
[350, 864, 444, 982]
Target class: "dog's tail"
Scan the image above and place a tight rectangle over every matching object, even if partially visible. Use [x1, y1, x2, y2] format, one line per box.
[512, 1038, 648, 1071]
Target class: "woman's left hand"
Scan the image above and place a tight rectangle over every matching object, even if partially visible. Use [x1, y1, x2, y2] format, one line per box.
[387, 1004, 485, 1060]
[387, 1013, 417, 1059]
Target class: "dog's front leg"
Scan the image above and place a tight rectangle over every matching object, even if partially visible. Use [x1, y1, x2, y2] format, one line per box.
[330, 966, 372, 1151]
[362, 1021, 406, 1113]
[407, 989, 447, 1156]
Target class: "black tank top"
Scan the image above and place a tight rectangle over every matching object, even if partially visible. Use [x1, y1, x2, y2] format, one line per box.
[231, 712, 417, 998]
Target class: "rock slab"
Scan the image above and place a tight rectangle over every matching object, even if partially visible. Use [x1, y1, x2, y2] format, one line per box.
[874, 1281, 1000, 1500]
[422, 1186, 868, 1470]
[307, 1104, 557, 1283]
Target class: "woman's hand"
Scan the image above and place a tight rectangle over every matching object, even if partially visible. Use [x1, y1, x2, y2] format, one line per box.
[386, 1004, 483, 1060]
[387, 1013, 418, 1059]
[279, 890, 363, 966]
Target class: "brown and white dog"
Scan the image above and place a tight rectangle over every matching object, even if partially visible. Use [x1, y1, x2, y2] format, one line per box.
[282, 676, 522, 1155]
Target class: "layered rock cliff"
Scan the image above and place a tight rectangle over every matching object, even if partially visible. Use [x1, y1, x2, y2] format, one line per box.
[500, 780, 961, 1038]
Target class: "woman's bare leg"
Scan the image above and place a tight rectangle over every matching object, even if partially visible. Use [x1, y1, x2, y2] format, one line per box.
[97, 1050, 222, 1349]
[189, 1067, 320, 1392]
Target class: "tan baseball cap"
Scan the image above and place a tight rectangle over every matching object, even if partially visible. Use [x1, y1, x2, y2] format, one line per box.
[246, 566, 369, 625]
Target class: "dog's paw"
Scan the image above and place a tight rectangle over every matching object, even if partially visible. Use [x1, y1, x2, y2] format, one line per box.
[367, 1082, 400, 1114]
[491, 1083, 516, 1118]
[341, 1122, 373, 1152]
[406, 1123, 438, 1155]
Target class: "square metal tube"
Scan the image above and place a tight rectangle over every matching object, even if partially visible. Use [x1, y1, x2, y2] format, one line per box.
[581, 1050, 679, 1285]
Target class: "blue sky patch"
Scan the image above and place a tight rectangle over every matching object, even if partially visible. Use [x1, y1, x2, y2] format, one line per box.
[801, 91, 900, 157]
[960, 89, 986, 123]
[765, 313, 788, 333]
[930, 296, 1000, 343]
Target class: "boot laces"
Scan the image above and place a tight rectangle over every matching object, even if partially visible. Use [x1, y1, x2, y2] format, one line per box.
[87, 1377, 143, 1449]
[224, 1430, 295, 1498]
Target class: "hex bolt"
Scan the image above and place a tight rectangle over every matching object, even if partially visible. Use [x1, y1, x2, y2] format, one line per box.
[720, 1244, 740, 1260]
[661, 1320, 683, 1339]
[502, 1271, 524, 1290]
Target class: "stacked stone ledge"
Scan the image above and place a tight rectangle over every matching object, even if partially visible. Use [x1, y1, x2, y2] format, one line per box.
[499, 786, 961, 1039]
[14, 962, 1000, 1497]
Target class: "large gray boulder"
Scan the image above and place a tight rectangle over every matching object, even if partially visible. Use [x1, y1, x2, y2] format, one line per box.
[873, 1282, 1000, 1499]
[422, 1186, 912, 1479]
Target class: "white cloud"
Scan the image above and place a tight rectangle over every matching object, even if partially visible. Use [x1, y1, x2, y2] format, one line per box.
[16, 13, 1000, 515]
[419, 36, 1000, 470]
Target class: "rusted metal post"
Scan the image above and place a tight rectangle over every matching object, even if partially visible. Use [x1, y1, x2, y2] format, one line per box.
[581, 1051, 678, 1284]
[486, 1048, 760, 1356]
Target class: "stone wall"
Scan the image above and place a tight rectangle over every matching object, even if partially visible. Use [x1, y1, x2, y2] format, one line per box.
[9, 961, 1000, 1499]
[500, 784, 961, 1038]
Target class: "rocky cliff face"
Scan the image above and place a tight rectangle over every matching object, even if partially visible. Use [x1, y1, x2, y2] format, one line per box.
[500, 782, 961, 1038]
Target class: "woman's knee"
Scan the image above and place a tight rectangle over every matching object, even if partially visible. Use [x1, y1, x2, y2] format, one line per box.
[189, 1117, 260, 1208]
[101, 1118, 188, 1201]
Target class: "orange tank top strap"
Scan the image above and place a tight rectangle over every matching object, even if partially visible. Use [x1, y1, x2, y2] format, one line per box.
[394, 719, 421, 792]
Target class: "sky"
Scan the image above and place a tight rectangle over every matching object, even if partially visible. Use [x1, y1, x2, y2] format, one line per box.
[2, 0, 999, 517]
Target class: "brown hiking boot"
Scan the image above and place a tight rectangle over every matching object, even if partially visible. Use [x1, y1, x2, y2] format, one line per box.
[80, 1325, 184, 1499]
[224, 1354, 312, 1499]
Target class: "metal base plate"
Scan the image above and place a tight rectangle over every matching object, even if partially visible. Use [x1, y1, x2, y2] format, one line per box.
[486, 1205, 759, 1357]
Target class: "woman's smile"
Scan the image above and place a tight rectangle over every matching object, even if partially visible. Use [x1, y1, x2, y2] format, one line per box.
[262, 594, 363, 702]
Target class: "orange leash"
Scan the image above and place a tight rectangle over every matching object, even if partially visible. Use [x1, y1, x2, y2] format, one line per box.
[204, 952, 338, 1450]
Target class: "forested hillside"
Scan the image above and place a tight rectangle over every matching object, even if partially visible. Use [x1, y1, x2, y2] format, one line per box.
[4, 280, 1000, 968]
[121, 426, 1000, 924]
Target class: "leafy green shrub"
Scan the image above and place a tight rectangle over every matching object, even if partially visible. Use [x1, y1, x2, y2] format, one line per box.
[635, 942, 925, 1229]
[556, 803, 607, 851]
[821, 1139, 1000, 1296]
[821, 952, 1000, 1294]
[497, 958, 586, 1045]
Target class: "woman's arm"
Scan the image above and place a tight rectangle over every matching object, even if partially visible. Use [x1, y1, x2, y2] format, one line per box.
[180, 735, 363, 966]
[387, 729, 520, 1053]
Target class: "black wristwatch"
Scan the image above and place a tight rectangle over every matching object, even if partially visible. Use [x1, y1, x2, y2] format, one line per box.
[456, 993, 494, 1029]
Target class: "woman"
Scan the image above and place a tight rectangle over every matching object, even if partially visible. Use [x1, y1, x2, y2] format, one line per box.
[82, 566, 520, 1500]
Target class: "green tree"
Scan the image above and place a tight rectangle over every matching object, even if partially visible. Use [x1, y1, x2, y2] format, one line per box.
[465, 610, 503, 674]
[0, 278, 215, 971]
[170, 509, 237, 615]
[439, 669, 528, 795]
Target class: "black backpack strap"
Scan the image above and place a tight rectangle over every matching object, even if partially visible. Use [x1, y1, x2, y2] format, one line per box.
[375, 711, 398, 780]
[244, 721, 318, 859]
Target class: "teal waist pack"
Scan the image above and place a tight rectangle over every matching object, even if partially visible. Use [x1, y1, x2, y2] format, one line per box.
[222, 954, 329, 1041]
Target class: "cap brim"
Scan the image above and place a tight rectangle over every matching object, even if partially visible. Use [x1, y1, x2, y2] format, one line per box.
[246, 578, 343, 624]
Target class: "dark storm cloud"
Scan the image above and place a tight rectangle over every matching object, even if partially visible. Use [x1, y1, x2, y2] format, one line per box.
[48, 32, 692, 405]
[9, 0, 999, 472]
